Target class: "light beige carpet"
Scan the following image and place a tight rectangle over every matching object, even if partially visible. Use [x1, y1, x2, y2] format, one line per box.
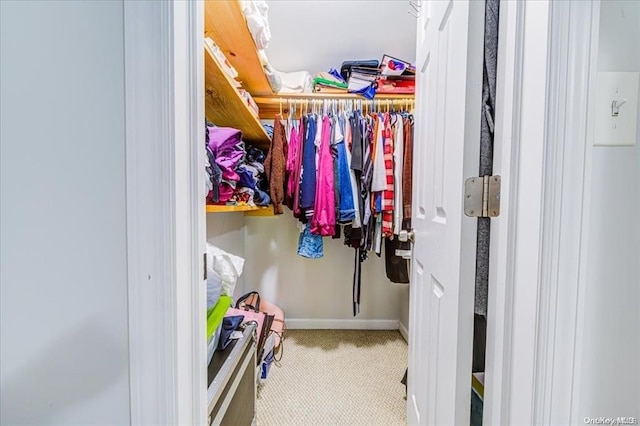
[256, 329, 408, 426]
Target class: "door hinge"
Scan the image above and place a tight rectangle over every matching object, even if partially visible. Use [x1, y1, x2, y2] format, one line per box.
[464, 175, 501, 218]
[203, 253, 207, 281]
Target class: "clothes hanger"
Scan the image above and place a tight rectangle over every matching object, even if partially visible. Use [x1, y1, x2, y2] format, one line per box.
[289, 99, 295, 129]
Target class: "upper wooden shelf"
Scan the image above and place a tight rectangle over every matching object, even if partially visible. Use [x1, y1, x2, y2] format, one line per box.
[204, 45, 270, 149]
[204, 0, 273, 96]
[252, 93, 416, 119]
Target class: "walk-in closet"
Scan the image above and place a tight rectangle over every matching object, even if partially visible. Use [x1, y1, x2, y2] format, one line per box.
[203, 1, 490, 425]
[204, 1, 415, 425]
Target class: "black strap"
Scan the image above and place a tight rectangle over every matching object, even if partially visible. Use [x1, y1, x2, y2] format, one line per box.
[236, 291, 261, 312]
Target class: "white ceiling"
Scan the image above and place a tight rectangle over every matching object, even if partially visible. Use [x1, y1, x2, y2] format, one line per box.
[264, 0, 417, 74]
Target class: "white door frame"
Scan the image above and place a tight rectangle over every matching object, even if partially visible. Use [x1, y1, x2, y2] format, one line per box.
[483, 0, 527, 421]
[124, 1, 206, 424]
[533, 1, 599, 424]
[121, 0, 599, 424]
[485, 1, 552, 423]
[485, 0, 599, 424]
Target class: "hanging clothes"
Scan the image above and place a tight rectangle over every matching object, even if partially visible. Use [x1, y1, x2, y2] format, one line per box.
[285, 122, 300, 210]
[299, 115, 318, 220]
[276, 103, 415, 314]
[344, 113, 362, 229]
[381, 113, 395, 237]
[392, 114, 405, 235]
[292, 115, 306, 219]
[402, 116, 414, 230]
[382, 113, 411, 284]
[361, 116, 374, 234]
[371, 114, 386, 192]
[298, 223, 324, 259]
[335, 116, 355, 222]
[310, 116, 336, 236]
[264, 115, 287, 214]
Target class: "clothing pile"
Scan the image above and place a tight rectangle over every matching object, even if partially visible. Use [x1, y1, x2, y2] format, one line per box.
[266, 109, 414, 315]
[206, 125, 271, 207]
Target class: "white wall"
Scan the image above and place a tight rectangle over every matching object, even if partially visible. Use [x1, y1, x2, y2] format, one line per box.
[0, 1, 131, 424]
[265, 0, 417, 74]
[579, 0, 640, 419]
[208, 211, 409, 323]
[244, 212, 407, 322]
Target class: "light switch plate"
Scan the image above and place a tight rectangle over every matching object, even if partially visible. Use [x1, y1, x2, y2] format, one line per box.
[594, 72, 639, 146]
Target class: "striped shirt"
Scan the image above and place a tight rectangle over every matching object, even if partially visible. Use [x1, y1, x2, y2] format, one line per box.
[382, 113, 395, 237]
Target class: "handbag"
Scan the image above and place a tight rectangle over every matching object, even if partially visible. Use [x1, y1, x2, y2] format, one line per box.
[340, 60, 380, 82]
[236, 292, 286, 354]
[226, 306, 273, 364]
[217, 315, 244, 351]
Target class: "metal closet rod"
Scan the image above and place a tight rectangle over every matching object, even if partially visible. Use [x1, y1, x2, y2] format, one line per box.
[268, 97, 416, 115]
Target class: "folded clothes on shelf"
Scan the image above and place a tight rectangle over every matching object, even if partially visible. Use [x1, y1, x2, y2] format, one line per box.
[277, 70, 313, 94]
[205, 125, 271, 207]
[313, 70, 348, 93]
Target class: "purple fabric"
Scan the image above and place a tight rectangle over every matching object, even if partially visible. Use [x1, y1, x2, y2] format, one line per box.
[207, 127, 245, 174]
[206, 126, 245, 203]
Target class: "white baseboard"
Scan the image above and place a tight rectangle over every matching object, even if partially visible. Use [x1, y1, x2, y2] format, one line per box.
[286, 318, 400, 330]
[398, 321, 409, 343]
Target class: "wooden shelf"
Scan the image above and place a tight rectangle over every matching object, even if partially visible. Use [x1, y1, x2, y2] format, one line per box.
[243, 205, 276, 217]
[252, 93, 416, 119]
[206, 204, 269, 213]
[204, 45, 270, 149]
[206, 204, 275, 216]
[204, 0, 273, 96]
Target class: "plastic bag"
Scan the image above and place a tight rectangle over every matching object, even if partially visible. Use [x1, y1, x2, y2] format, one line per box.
[206, 243, 245, 297]
[206, 269, 223, 310]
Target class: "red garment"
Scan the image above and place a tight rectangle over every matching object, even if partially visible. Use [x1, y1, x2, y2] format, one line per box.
[382, 114, 395, 237]
[310, 116, 336, 236]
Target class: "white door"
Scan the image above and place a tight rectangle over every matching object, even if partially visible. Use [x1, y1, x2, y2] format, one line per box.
[407, 1, 485, 424]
